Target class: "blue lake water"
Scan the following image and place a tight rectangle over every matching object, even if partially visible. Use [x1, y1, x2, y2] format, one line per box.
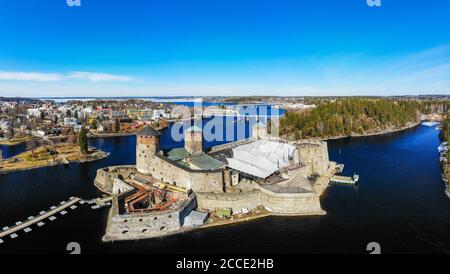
[0, 124, 449, 254]
[160, 116, 253, 150]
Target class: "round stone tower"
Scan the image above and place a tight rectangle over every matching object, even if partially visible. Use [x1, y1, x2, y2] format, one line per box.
[136, 126, 161, 174]
[252, 121, 267, 139]
[185, 125, 203, 155]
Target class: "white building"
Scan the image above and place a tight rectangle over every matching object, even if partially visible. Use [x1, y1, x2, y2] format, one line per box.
[152, 109, 165, 120]
[64, 117, 78, 127]
[0, 120, 10, 131]
[27, 108, 42, 118]
[283, 103, 316, 110]
[74, 125, 83, 132]
[226, 140, 299, 179]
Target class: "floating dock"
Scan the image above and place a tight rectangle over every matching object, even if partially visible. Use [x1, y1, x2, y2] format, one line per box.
[330, 174, 359, 185]
[0, 197, 81, 244]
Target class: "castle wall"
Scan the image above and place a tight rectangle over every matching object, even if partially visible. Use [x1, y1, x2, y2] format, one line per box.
[94, 165, 135, 195]
[185, 131, 203, 155]
[136, 145, 224, 193]
[297, 141, 330, 175]
[257, 187, 324, 215]
[136, 135, 159, 174]
[137, 135, 159, 152]
[321, 141, 330, 168]
[196, 187, 325, 216]
[253, 125, 267, 139]
[136, 144, 153, 175]
[112, 178, 134, 195]
[103, 195, 197, 241]
[196, 191, 261, 212]
[95, 168, 116, 194]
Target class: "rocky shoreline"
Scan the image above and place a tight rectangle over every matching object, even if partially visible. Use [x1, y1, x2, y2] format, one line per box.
[282, 121, 421, 142]
[438, 141, 449, 198]
[440, 162, 450, 198]
[88, 132, 136, 138]
[0, 137, 33, 146]
[87, 125, 169, 139]
[321, 121, 421, 141]
[0, 150, 109, 175]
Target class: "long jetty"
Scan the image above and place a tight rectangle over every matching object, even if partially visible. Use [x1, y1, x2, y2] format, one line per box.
[330, 174, 359, 185]
[0, 197, 81, 244]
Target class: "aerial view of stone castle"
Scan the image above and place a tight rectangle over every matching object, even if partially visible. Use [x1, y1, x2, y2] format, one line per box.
[1, 0, 450, 258]
[95, 120, 339, 241]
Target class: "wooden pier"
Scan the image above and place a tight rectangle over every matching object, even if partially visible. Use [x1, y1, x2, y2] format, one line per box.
[0, 197, 81, 244]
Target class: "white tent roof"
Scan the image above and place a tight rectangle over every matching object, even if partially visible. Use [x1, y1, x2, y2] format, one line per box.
[226, 140, 297, 178]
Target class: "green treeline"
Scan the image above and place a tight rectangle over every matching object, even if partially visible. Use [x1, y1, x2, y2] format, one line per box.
[419, 100, 450, 114]
[442, 115, 450, 164]
[280, 99, 421, 139]
[78, 127, 88, 154]
[441, 116, 450, 143]
[440, 115, 450, 183]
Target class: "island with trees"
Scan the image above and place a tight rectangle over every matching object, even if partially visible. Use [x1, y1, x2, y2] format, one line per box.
[280, 98, 422, 140]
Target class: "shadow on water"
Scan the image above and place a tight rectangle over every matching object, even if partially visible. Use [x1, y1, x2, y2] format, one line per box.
[0, 125, 449, 253]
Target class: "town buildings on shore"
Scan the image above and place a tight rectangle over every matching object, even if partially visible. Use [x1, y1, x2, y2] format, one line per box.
[0, 98, 191, 143]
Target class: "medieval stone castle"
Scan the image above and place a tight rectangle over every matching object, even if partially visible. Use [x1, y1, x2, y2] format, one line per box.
[94, 121, 338, 241]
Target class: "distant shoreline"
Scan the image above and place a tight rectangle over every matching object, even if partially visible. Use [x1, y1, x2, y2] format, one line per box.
[319, 121, 422, 141]
[0, 145, 109, 175]
[0, 137, 34, 147]
[88, 132, 136, 138]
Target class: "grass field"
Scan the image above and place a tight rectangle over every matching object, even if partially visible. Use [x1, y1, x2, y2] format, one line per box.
[0, 143, 107, 173]
[0, 136, 33, 146]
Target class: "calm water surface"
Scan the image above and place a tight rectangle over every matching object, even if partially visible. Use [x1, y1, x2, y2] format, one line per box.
[0, 125, 449, 254]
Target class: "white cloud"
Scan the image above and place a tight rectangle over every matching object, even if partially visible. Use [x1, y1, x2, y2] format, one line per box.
[0, 71, 64, 82]
[0, 71, 137, 83]
[68, 71, 136, 82]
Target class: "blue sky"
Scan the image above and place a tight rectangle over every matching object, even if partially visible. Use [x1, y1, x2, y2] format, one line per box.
[0, 0, 449, 97]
